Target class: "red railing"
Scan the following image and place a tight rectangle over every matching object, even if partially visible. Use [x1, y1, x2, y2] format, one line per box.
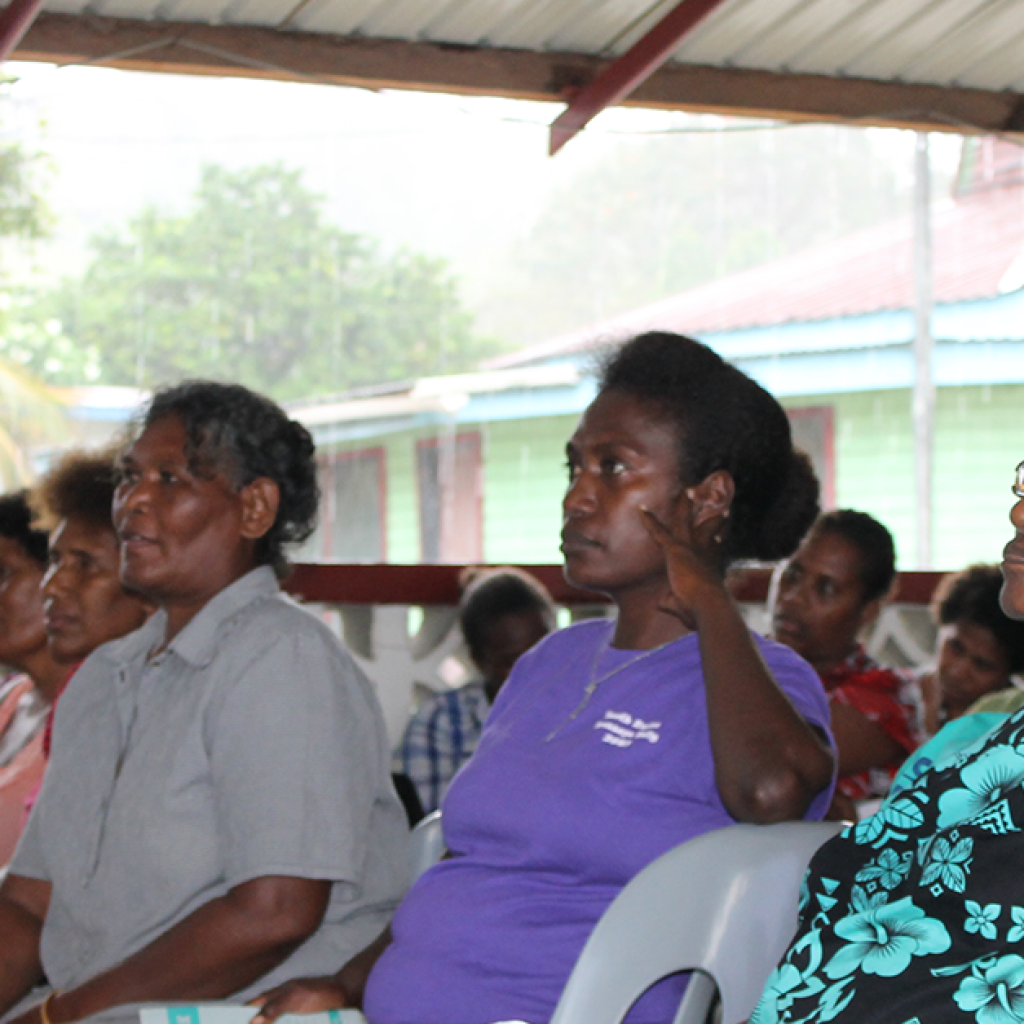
[284, 565, 947, 606]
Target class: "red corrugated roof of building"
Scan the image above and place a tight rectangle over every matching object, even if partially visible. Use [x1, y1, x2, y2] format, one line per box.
[489, 170, 1024, 369]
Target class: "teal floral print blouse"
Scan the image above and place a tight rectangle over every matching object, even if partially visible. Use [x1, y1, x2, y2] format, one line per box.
[752, 709, 1024, 1024]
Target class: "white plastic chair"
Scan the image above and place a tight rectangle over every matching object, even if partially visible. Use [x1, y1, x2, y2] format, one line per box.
[407, 809, 445, 883]
[549, 820, 845, 1024]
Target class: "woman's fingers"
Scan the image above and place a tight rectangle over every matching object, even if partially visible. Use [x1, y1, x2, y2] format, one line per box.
[640, 504, 686, 549]
[248, 978, 349, 1024]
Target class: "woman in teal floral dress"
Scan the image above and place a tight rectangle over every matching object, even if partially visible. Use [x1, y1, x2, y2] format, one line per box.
[752, 461, 1024, 1024]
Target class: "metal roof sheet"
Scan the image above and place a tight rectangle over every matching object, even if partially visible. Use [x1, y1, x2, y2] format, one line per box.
[10, 0, 1024, 134]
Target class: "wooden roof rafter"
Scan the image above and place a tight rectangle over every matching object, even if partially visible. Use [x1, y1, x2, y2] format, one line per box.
[6, 1, 1024, 138]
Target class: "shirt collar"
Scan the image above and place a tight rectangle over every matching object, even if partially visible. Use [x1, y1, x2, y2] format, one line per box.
[821, 642, 879, 689]
[104, 566, 280, 670]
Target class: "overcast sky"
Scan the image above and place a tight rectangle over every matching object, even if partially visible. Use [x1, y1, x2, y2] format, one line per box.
[4, 62, 685, 270]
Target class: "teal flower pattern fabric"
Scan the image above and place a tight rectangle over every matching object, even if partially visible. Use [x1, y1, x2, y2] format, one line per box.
[751, 710, 1024, 1023]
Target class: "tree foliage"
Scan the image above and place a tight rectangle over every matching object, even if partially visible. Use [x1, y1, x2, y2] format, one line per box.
[22, 164, 496, 400]
[0, 80, 65, 488]
[475, 125, 923, 347]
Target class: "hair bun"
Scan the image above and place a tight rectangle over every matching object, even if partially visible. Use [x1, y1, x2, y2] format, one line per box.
[753, 449, 820, 562]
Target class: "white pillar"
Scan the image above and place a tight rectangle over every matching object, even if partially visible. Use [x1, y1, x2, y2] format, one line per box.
[912, 132, 935, 569]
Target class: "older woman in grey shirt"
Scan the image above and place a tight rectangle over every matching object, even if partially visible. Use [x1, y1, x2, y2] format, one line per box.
[0, 382, 407, 1024]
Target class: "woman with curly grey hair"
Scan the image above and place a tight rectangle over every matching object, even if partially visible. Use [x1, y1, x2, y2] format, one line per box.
[0, 382, 407, 1024]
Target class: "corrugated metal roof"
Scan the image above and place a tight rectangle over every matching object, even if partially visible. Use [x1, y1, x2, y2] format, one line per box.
[11, 0, 1024, 132]
[488, 138, 1024, 369]
[44, 0, 1021, 95]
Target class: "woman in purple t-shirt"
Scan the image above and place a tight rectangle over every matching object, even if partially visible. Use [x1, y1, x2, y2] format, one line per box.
[252, 332, 837, 1024]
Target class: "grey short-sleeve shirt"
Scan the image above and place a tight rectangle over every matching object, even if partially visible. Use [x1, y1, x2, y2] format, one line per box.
[12, 567, 408, 1000]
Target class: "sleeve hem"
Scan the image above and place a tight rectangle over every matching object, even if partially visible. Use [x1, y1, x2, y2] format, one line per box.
[223, 863, 361, 892]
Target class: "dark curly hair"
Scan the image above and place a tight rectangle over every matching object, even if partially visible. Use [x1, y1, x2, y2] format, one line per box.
[131, 381, 319, 577]
[459, 567, 557, 661]
[932, 564, 1024, 674]
[812, 509, 897, 604]
[0, 490, 49, 566]
[598, 332, 819, 564]
[31, 448, 119, 534]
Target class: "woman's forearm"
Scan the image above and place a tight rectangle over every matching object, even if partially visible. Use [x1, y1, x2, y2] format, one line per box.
[247, 924, 393, 1023]
[0, 875, 49, 1016]
[336, 924, 391, 1008]
[694, 585, 835, 823]
[50, 876, 331, 1023]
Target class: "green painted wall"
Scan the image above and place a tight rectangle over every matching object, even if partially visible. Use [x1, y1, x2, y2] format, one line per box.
[783, 384, 1024, 571]
[481, 414, 578, 564]
[934, 384, 1022, 569]
[382, 432, 419, 562]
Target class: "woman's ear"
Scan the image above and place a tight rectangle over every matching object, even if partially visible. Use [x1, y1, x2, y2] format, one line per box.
[239, 478, 281, 541]
[689, 470, 736, 532]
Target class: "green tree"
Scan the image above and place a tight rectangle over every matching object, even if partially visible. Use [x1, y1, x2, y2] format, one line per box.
[0, 78, 65, 488]
[21, 164, 496, 400]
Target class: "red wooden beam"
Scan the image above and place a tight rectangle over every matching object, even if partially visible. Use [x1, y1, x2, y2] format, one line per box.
[284, 562, 946, 608]
[284, 563, 610, 606]
[0, 0, 45, 62]
[549, 0, 731, 155]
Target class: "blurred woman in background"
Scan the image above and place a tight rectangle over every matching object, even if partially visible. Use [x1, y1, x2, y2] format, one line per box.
[0, 494, 62, 863]
[915, 563, 1024, 732]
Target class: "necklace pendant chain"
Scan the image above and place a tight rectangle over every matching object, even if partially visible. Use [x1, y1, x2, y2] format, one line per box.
[544, 631, 680, 742]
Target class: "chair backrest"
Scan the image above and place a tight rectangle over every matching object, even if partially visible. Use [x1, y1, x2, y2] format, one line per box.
[549, 820, 845, 1024]
[407, 809, 445, 883]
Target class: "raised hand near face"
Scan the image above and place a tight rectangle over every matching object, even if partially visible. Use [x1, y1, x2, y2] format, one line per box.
[640, 469, 734, 629]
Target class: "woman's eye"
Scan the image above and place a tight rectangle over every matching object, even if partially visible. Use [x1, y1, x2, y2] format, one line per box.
[601, 457, 625, 475]
[565, 460, 581, 482]
[160, 470, 179, 485]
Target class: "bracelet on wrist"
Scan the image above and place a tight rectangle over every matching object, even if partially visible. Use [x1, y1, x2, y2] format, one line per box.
[39, 992, 61, 1024]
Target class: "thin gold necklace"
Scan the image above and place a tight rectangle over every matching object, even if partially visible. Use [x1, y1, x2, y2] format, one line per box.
[544, 628, 684, 742]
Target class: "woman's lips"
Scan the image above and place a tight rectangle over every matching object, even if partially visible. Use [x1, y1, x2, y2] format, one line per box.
[1002, 540, 1024, 567]
[772, 616, 804, 642]
[120, 532, 158, 554]
[45, 610, 76, 635]
[560, 529, 599, 555]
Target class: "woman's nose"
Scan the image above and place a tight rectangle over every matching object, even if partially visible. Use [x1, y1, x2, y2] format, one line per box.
[563, 474, 594, 517]
[776, 575, 803, 610]
[117, 475, 152, 512]
[41, 564, 65, 598]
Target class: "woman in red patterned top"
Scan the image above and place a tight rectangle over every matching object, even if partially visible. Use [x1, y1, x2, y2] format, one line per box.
[773, 509, 918, 819]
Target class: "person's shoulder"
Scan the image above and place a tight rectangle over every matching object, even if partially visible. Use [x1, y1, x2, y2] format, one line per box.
[407, 681, 485, 730]
[67, 616, 159, 689]
[752, 632, 817, 676]
[753, 633, 829, 696]
[531, 617, 609, 656]
[225, 588, 348, 656]
[208, 590, 371, 701]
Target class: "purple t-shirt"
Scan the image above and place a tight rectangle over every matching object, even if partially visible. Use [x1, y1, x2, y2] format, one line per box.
[364, 619, 834, 1024]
